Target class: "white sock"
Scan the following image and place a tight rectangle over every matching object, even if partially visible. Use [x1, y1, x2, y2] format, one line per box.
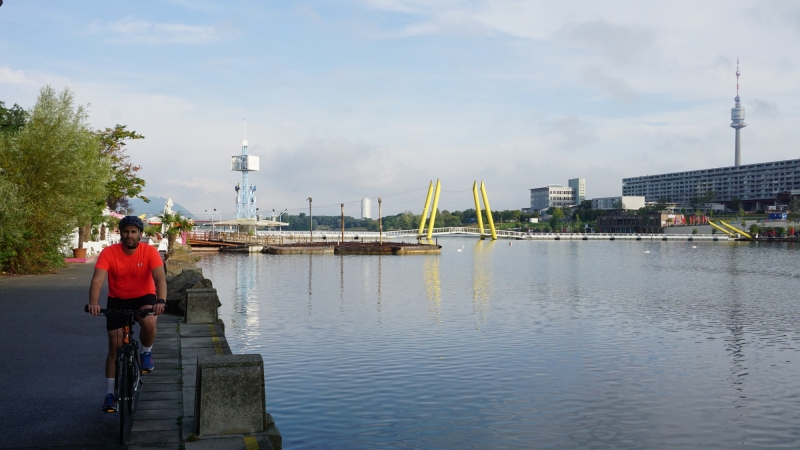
[106, 378, 115, 395]
[141, 346, 152, 354]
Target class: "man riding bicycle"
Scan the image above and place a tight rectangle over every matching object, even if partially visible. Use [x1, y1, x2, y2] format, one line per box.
[88, 216, 167, 413]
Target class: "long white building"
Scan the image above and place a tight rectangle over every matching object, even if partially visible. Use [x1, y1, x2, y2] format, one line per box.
[622, 158, 800, 211]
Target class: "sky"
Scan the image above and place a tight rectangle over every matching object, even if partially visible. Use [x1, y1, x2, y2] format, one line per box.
[2, 1, 800, 219]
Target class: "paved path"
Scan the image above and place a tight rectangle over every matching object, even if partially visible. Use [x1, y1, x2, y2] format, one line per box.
[0, 262, 278, 450]
[0, 263, 128, 449]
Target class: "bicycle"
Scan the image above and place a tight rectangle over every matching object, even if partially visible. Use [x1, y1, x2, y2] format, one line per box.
[85, 305, 154, 444]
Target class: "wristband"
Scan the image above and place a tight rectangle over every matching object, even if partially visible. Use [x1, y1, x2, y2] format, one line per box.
[156, 299, 166, 305]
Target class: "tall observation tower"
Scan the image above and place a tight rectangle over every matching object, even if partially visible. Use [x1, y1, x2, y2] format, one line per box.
[231, 121, 259, 219]
[730, 58, 747, 167]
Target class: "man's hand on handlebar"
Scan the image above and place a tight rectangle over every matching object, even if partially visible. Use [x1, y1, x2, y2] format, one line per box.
[87, 303, 102, 317]
[152, 302, 165, 316]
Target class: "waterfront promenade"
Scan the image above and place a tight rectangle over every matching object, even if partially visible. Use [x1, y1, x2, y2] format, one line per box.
[0, 263, 129, 449]
[0, 262, 274, 450]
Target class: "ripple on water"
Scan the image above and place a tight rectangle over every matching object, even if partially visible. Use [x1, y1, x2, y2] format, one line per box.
[198, 239, 800, 449]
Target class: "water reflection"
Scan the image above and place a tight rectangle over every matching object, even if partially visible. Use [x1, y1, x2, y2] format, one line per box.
[339, 255, 344, 312]
[307, 254, 313, 316]
[377, 255, 382, 323]
[423, 255, 441, 322]
[230, 254, 260, 331]
[723, 246, 747, 405]
[199, 239, 800, 449]
[472, 240, 494, 329]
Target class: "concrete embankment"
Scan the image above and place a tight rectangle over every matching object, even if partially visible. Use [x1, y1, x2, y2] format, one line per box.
[162, 244, 282, 450]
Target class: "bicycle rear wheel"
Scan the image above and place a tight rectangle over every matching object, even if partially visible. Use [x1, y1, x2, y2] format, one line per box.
[117, 355, 130, 444]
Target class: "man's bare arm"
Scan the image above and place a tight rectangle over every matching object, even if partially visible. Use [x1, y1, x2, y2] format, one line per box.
[88, 268, 107, 316]
[152, 265, 167, 315]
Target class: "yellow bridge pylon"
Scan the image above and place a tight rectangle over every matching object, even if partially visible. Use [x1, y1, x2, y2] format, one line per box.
[418, 179, 497, 240]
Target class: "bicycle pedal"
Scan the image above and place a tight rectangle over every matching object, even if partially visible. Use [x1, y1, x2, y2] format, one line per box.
[141, 369, 152, 374]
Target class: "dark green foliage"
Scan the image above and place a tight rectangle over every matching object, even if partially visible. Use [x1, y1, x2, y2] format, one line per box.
[0, 86, 111, 273]
[0, 101, 27, 134]
[97, 125, 147, 212]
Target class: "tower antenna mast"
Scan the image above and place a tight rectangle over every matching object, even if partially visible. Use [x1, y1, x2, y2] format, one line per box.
[730, 57, 747, 167]
[231, 119, 260, 219]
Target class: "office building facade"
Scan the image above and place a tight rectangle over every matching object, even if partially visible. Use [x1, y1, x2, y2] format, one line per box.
[530, 185, 576, 210]
[568, 178, 586, 204]
[622, 159, 800, 211]
[592, 196, 646, 211]
[596, 212, 669, 234]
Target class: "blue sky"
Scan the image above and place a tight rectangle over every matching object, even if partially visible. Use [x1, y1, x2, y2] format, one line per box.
[2, 1, 800, 218]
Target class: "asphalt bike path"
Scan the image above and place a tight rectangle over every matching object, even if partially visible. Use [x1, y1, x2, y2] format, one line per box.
[0, 263, 184, 450]
[0, 263, 123, 449]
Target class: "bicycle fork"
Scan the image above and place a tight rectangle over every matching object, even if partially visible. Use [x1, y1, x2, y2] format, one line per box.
[116, 325, 142, 404]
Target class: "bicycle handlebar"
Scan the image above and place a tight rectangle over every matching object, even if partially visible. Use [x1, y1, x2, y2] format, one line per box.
[84, 305, 155, 317]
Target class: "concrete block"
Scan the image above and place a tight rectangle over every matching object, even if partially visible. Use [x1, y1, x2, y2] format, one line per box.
[194, 354, 268, 436]
[185, 288, 220, 324]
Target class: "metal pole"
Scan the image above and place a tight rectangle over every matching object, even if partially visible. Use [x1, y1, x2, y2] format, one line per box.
[341, 203, 345, 243]
[472, 181, 485, 236]
[307, 197, 313, 243]
[378, 198, 383, 245]
[205, 209, 215, 237]
[480, 181, 498, 240]
[426, 179, 441, 240]
[418, 181, 434, 236]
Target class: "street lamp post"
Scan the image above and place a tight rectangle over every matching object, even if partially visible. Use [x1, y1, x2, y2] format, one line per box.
[307, 197, 313, 243]
[378, 198, 383, 245]
[277, 209, 287, 232]
[213, 208, 222, 234]
[205, 209, 215, 236]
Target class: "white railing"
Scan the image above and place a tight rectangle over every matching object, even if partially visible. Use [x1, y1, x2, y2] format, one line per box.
[236, 228, 736, 241]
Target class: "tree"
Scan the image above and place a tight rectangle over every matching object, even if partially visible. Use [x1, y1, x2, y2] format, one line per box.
[654, 197, 670, 213]
[0, 175, 26, 270]
[0, 101, 27, 134]
[549, 208, 564, 231]
[158, 212, 193, 252]
[788, 197, 800, 232]
[0, 86, 111, 273]
[730, 197, 742, 213]
[97, 125, 147, 212]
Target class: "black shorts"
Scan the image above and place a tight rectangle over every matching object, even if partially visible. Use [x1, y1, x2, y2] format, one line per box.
[106, 294, 157, 331]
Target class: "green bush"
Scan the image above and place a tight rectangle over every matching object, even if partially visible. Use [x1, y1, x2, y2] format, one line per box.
[0, 86, 110, 273]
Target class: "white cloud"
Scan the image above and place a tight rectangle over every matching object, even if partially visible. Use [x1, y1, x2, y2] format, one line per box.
[86, 17, 234, 45]
[0, 67, 37, 86]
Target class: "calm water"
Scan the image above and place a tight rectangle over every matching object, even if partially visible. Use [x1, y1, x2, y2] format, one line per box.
[198, 238, 800, 449]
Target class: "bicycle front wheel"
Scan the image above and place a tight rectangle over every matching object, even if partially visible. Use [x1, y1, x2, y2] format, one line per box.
[130, 350, 142, 416]
[117, 355, 130, 444]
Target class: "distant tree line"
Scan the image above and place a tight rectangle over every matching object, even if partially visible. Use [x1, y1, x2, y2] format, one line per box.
[0, 86, 148, 273]
[279, 208, 538, 232]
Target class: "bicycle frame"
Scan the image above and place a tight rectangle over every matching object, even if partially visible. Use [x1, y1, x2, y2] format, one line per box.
[86, 306, 152, 444]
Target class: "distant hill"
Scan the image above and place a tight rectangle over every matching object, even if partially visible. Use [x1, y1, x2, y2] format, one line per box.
[125, 197, 196, 218]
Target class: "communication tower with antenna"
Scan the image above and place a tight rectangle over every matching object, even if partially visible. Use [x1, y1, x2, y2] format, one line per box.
[730, 58, 747, 167]
[231, 120, 259, 219]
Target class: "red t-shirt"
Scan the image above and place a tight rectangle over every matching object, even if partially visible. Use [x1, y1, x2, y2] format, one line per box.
[95, 243, 164, 299]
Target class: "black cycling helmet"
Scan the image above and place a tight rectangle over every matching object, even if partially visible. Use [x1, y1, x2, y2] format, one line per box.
[119, 215, 144, 231]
